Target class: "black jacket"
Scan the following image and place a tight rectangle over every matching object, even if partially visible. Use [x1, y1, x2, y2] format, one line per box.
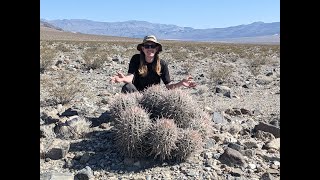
[128, 54, 171, 91]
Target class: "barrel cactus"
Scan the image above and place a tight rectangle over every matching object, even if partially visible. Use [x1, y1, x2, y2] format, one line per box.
[139, 85, 167, 120]
[112, 105, 151, 157]
[173, 129, 203, 161]
[109, 92, 142, 119]
[149, 118, 178, 161]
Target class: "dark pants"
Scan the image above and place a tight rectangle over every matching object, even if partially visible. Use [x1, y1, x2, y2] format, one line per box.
[121, 83, 138, 93]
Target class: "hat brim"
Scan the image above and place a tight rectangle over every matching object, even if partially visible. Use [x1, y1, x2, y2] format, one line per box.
[137, 42, 162, 52]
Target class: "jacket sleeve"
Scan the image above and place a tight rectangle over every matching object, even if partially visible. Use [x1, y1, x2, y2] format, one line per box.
[160, 60, 171, 85]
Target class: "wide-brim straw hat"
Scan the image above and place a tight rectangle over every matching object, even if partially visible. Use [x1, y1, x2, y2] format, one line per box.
[137, 35, 162, 52]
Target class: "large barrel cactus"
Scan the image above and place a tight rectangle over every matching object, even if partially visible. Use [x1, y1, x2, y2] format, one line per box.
[140, 85, 207, 129]
[112, 105, 151, 158]
[109, 92, 142, 119]
[139, 85, 167, 120]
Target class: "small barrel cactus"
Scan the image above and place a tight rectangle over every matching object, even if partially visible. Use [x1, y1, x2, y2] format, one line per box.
[188, 112, 214, 140]
[173, 129, 203, 161]
[149, 118, 178, 161]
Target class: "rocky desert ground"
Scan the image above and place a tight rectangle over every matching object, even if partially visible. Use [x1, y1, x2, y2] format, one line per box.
[40, 28, 280, 180]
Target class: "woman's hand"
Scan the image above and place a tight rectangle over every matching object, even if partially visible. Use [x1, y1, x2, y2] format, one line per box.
[181, 75, 197, 88]
[111, 72, 126, 83]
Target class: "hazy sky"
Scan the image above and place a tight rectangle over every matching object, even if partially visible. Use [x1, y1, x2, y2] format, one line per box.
[40, 0, 280, 29]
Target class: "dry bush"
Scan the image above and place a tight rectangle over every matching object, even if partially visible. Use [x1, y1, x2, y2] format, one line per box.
[170, 48, 189, 62]
[40, 47, 57, 73]
[55, 116, 92, 139]
[82, 48, 108, 70]
[55, 43, 71, 52]
[208, 63, 234, 86]
[41, 71, 83, 105]
[246, 55, 269, 76]
[181, 57, 196, 74]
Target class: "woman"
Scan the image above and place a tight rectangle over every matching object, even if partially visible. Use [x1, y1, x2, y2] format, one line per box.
[111, 35, 196, 93]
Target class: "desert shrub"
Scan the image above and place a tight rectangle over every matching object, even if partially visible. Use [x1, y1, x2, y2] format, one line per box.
[41, 71, 83, 105]
[56, 43, 71, 52]
[55, 116, 92, 139]
[82, 48, 108, 70]
[181, 57, 196, 74]
[247, 56, 268, 76]
[170, 49, 188, 62]
[113, 106, 152, 158]
[40, 47, 57, 73]
[208, 63, 234, 86]
[67, 117, 91, 138]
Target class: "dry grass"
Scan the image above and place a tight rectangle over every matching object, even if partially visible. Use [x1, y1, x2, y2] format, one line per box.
[41, 71, 84, 105]
[40, 47, 57, 73]
[208, 63, 234, 86]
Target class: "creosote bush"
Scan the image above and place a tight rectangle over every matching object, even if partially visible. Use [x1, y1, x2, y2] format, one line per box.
[82, 48, 109, 70]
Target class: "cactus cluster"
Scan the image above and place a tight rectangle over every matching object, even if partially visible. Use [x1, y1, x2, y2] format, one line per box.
[109, 85, 213, 161]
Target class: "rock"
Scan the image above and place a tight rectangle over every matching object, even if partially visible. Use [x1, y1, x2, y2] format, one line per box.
[264, 138, 280, 151]
[45, 139, 70, 160]
[254, 122, 280, 138]
[228, 142, 244, 151]
[213, 111, 227, 124]
[260, 172, 276, 180]
[75, 166, 94, 180]
[215, 85, 231, 98]
[218, 148, 246, 167]
[40, 172, 74, 180]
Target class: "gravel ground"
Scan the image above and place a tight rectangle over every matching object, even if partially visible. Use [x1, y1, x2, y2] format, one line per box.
[40, 40, 280, 180]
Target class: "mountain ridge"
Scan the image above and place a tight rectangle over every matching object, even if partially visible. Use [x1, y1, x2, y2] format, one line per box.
[41, 19, 279, 43]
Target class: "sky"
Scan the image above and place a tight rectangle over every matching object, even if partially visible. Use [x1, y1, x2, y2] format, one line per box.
[40, 0, 280, 29]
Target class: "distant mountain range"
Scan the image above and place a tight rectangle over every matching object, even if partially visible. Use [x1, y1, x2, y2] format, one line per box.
[40, 19, 279, 43]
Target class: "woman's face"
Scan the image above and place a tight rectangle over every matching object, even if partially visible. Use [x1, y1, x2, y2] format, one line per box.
[142, 42, 158, 60]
